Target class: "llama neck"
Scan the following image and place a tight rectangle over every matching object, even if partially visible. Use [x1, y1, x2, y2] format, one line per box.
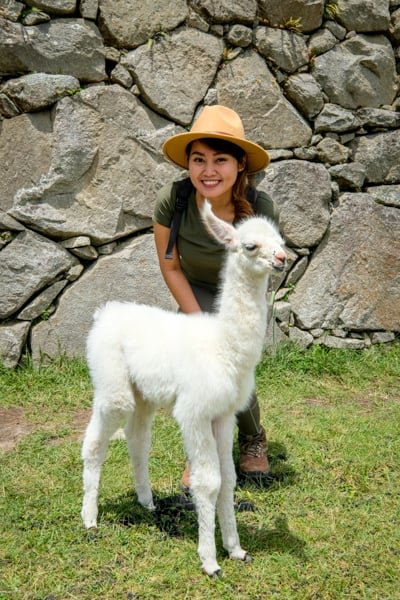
[217, 259, 269, 363]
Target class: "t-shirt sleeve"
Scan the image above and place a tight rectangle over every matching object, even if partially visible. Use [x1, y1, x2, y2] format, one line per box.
[255, 190, 280, 226]
[153, 181, 175, 228]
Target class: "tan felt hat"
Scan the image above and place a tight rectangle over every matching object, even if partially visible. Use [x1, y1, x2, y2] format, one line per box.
[162, 105, 270, 174]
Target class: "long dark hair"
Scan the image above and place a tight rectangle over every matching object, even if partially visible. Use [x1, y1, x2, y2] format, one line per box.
[186, 137, 254, 220]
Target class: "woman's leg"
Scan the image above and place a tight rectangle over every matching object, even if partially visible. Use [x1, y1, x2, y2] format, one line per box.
[236, 392, 269, 476]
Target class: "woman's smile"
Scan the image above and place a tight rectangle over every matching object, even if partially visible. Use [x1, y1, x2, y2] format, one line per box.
[201, 179, 221, 188]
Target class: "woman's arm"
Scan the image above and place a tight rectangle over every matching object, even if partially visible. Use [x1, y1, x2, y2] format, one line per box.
[153, 222, 202, 314]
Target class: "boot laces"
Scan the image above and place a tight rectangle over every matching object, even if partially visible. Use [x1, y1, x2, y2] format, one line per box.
[239, 430, 266, 458]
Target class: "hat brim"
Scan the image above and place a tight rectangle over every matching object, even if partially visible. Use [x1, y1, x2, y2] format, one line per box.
[162, 131, 270, 174]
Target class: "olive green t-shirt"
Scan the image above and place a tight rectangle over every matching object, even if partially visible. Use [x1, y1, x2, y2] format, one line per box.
[153, 180, 279, 291]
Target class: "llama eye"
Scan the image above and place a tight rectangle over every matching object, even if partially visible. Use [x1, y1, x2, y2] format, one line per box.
[244, 243, 258, 252]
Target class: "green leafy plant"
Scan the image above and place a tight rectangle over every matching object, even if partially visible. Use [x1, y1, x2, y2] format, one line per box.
[281, 17, 303, 33]
[40, 308, 52, 321]
[325, 1, 340, 20]
[0, 231, 13, 243]
[282, 283, 296, 301]
[66, 88, 81, 96]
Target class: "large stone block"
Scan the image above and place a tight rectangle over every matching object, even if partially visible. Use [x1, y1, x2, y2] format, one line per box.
[0, 321, 30, 368]
[0, 111, 53, 213]
[290, 194, 400, 331]
[10, 86, 180, 244]
[0, 74, 80, 113]
[312, 34, 397, 109]
[349, 130, 400, 184]
[254, 26, 309, 73]
[0, 17, 106, 82]
[31, 234, 173, 364]
[216, 50, 312, 149]
[257, 0, 324, 33]
[261, 160, 331, 247]
[122, 29, 223, 126]
[24, 0, 77, 14]
[336, 0, 390, 32]
[98, 0, 187, 48]
[0, 230, 78, 319]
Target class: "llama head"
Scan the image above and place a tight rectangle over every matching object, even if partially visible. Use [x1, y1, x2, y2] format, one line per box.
[200, 200, 287, 276]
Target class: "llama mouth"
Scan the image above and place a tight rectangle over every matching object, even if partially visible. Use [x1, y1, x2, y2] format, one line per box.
[272, 263, 286, 272]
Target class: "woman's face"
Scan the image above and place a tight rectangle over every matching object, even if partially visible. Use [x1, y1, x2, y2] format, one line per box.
[187, 140, 244, 202]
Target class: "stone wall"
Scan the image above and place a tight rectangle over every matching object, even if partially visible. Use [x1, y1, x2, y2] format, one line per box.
[0, 0, 399, 367]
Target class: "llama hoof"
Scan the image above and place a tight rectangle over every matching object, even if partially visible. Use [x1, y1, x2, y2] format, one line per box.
[137, 494, 155, 511]
[82, 518, 98, 529]
[201, 561, 222, 578]
[229, 548, 251, 563]
[205, 568, 223, 580]
[211, 569, 223, 580]
[139, 499, 155, 511]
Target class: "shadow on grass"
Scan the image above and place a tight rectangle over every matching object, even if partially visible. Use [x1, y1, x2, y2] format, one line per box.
[98, 492, 306, 561]
[99, 490, 198, 538]
[242, 515, 307, 561]
[98, 439, 299, 552]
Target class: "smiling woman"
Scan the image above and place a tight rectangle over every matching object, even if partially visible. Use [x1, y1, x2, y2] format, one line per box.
[153, 104, 280, 489]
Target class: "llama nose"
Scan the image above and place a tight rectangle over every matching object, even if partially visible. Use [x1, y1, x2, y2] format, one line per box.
[274, 249, 287, 263]
[273, 249, 287, 270]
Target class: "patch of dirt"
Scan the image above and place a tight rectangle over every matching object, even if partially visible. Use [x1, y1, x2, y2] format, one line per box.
[0, 407, 36, 451]
[304, 397, 331, 407]
[71, 409, 92, 436]
[0, 407, 92, 451]
[46, 409, 92, 446]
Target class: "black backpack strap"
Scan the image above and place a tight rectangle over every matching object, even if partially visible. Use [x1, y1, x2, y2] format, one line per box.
[246, 186, 258, 211]
[164, 177, 193, 259]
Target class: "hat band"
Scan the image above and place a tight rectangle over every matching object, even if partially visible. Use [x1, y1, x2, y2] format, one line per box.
[194, 130, 242, 139]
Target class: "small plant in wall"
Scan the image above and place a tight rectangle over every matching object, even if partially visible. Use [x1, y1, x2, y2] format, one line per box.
[280, 17, 303, 33]
[222, 46, 242, 63]
[40, 308, 53, 321]
[66, 89, 81, 96]
[0, 231, 13, 246]
[19, 6, 42, 21]
[324, 1, 340, 20]
[282, 283, 296, 301]
[146, 29, 168, 50]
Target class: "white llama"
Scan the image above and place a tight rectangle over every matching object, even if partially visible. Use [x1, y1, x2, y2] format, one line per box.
[81, 201, 287, 577]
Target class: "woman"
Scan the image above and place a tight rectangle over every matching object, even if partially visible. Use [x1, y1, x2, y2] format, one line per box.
[153, 105, 279, 488]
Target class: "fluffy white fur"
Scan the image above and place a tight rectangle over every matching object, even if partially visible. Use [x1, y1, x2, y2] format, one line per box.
[81, 201, 287, 577]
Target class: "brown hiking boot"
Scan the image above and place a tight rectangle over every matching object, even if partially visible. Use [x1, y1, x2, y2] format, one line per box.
[238, 427, 270, 476]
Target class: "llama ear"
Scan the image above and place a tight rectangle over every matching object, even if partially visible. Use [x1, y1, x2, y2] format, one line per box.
[200, 200, 239, 249]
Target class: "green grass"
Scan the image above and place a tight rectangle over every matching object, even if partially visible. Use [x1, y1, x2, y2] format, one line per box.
[1, 344, 399, 599]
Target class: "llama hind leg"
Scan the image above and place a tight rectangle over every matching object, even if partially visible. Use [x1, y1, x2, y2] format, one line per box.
[183, 423, 222, 576]
[81, 405, 122, 528]
[214, 415, 250, 563]
[124, 396, 155, 510]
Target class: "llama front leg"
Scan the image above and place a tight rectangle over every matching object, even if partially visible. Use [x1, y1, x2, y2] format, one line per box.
[124, 398, 155, 510]
[81, 407, 121, 528]
[184, 424, 222, 576]
[214, 415, 250, 563]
